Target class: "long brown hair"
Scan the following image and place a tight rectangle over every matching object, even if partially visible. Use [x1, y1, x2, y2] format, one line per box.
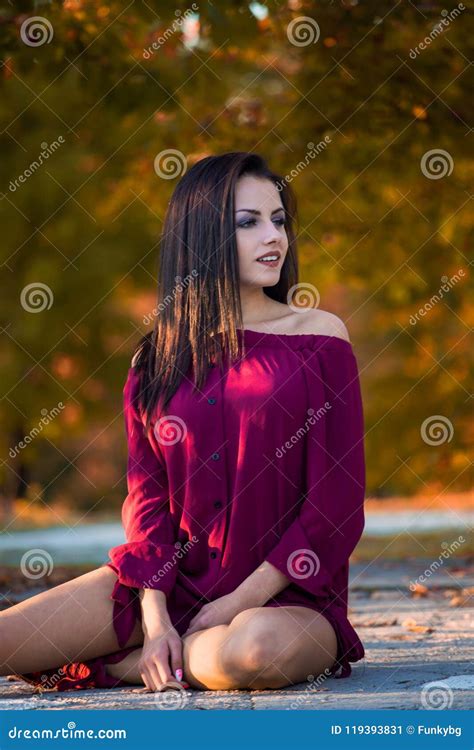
[132, 151, 299, 436]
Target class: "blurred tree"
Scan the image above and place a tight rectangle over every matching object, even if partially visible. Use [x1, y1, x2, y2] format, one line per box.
[0, 0, 472, 523]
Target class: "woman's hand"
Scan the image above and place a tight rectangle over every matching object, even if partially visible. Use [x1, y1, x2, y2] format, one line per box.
[139, 588, 188, 692]
[138, 624, 187, 692]
[182, 592, 246, 637]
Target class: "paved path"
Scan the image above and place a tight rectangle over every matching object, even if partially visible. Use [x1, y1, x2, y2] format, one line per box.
[1, 561, 472, 710]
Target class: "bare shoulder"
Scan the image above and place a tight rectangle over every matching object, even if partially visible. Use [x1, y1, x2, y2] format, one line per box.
[294, 309, 351, 342]
[244, 305, 351, 341]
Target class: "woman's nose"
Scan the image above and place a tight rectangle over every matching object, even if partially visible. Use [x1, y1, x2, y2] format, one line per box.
[261, 222, 281, 243]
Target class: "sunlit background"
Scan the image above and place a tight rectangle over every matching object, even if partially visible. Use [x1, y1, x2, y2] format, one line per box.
[1, 2, 472, 579]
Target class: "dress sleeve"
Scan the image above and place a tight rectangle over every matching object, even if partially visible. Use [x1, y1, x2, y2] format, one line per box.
[264, 340, 366, 599]
[107, 366, 179, 595]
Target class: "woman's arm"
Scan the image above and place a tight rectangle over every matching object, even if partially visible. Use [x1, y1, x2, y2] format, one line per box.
[139, 589, 172, 636]
[183, 561, 290, 636]
[263, 340, 366, 601]
[233, 560, 290, 608]
[138, 589, 186, 691]
[107, 366, 185, 691]
[107, 367, 180, 596]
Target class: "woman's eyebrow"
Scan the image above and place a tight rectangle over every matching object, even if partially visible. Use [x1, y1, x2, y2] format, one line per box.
[235, 207, 284, 215]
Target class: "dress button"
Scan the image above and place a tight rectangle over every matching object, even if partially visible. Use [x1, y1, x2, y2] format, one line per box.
[211, 452, 220, 460]
[208, 397, 216, 405]
[210, 551, 217, 559]
[214, 500, 222, 509]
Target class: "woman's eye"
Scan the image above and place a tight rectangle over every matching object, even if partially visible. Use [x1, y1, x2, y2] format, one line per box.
[237, 217, 286, 228]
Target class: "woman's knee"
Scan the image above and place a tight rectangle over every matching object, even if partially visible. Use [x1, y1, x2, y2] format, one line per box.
[220, 613, 284, 681]
[222, 608, 338, 687]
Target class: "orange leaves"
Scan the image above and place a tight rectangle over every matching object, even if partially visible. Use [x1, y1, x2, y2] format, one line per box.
[412, 105, 428, 119]
[401, 617, 435, 634]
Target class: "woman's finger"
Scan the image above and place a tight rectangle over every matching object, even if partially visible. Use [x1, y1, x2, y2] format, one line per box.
[169, 638, 184, 681]
[188, 607, 206, 627]
[147, 662, 163, 692]
[140, 668, 153, 692]
[155, 652, 173, 685]
[185, 620, 205, 636]
[185, 618, 202, 634]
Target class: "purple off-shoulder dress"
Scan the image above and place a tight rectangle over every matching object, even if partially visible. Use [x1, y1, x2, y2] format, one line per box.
[20, 328, 366, 690]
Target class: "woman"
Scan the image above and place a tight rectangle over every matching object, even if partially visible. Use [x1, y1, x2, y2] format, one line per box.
[1, 152, 366, 693]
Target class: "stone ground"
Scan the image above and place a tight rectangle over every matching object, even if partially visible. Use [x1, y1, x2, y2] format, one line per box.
[0, 560, 472, 710]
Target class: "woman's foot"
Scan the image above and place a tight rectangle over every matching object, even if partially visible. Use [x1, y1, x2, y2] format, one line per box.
[105, 650, 143, 685]
[105, 649, 190, 689]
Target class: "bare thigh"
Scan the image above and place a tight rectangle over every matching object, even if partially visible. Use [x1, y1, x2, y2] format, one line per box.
[0, 566, 144, 676]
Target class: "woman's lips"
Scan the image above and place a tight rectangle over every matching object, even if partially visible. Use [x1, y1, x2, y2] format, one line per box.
[255, 257, 280, 268]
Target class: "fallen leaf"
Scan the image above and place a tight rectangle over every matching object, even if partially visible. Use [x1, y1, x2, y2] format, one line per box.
[408, 624, 434, 633]
[410, 583, 429, 597]
[401, 617, 434, 633]
[449, 593, 471, 607]
[450, 587, 474, 605]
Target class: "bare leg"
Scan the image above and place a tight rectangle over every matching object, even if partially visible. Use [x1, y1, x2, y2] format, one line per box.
[105, 625, 231, 688]
[107, 606, 338, 691]
[0, 566, 143, 677]
[104, 648, 144, 685]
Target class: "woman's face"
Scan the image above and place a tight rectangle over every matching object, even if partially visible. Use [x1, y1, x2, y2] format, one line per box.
[234, 174, 289, 287]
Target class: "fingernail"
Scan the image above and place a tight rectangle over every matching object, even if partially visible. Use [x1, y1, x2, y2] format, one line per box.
[175, 669, 183, 681]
